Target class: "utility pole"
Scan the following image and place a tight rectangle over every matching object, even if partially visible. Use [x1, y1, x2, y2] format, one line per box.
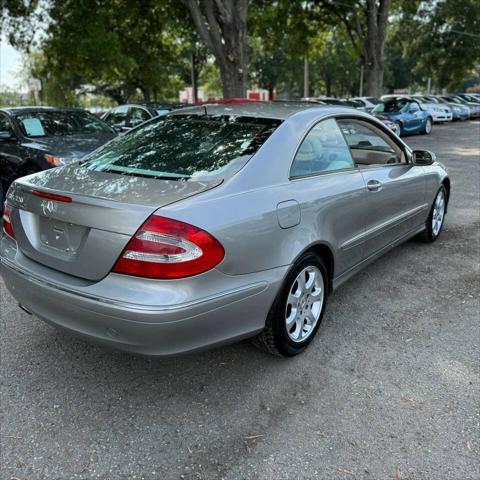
[427, 77, 432, 95]
[303, 56, 309, 98]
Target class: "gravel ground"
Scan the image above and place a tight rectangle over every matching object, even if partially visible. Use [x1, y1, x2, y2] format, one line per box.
[1, 120, 479, 480]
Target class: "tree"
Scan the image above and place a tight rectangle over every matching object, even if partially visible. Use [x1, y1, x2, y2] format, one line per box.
[36, 0, 188, 103]
[312, 0, 392, 96]
[406, 0, 480, 91]
[181, 0, 250, 98]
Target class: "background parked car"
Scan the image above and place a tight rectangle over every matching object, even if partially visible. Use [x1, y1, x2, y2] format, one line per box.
[372, 98, 433, 136]
[456, 93, 480, 104]
[417, 95, 470, 121]
[348, 96, 381, 112]
[383, 95, 452, 123]
[0, 107, 117, 194]
[440, 95, 480, 118]
[102, 103, 186, 132]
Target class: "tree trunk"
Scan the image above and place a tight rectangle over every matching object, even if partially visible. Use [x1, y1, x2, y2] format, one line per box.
[364, 56, 384, 97]
[363, 0, 390, 97]
[182, 0, 249, 98]
[141, 86, 151, 103]
[326, 0, 391, 97]
[191, 52, 198, 103]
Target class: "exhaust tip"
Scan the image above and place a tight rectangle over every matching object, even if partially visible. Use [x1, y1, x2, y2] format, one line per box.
[18, 304, 32, 315]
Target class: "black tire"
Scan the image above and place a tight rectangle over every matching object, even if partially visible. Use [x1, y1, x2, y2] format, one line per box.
[253, 252, 328, 357]
[418, 186, 447, 243]
[423, 117, 433, 135]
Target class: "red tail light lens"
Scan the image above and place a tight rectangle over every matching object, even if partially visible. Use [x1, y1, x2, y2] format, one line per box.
[112, 216, 225, 279]
[2, 203, 15, 239]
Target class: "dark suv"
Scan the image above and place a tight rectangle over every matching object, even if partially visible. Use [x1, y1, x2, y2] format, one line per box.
[0, 107, 116, 197]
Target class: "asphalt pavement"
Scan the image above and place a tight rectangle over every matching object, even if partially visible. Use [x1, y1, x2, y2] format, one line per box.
[1, 120, 479, 480]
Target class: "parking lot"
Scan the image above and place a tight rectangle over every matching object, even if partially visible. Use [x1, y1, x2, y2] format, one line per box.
[1, 120, 479, 480]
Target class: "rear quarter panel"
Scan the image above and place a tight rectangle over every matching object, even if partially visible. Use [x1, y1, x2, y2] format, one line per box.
[157, 169, 366, 279]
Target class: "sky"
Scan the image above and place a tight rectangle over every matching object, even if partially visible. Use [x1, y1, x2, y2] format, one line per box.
[0, 39, 25, 90]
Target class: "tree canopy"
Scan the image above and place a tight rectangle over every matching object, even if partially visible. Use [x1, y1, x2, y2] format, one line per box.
[2, 0, 479, 105]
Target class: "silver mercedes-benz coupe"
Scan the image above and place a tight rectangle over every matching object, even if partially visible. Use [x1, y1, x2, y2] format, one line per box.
[1, 103, 450, 357]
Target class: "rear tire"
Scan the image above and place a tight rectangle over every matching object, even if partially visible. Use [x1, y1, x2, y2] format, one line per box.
[418, 186, 447, 242]
[253, 253, 328, 357]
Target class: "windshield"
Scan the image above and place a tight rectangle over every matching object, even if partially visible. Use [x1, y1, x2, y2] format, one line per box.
[372, 99, 408, 113]
[15, 111, 114, 137]
[366, 97, 381, 104]
[82, 114, 281, 180]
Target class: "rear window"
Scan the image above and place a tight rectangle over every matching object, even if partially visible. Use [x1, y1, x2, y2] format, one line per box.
[82, 114, 281, 180]
[15, 111, 114, 137]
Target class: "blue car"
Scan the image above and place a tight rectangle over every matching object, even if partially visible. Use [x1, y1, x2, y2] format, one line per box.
[372, 98, 433, 136]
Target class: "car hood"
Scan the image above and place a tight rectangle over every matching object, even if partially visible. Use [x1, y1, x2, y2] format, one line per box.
[22, 133, 117, 163]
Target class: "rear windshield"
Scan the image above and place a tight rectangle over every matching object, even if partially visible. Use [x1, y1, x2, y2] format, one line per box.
[82, 114, 281, 180]
[15, 111, 114, 137]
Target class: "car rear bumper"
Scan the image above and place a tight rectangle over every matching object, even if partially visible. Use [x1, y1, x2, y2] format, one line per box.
[0, 237, 287, 356]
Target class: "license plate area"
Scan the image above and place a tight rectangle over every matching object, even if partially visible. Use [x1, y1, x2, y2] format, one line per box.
[38, 216, 87, 257]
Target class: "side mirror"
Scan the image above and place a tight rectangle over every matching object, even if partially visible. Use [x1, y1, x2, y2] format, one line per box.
[412, 150, 436, 166]
[0, 130, 14, 141]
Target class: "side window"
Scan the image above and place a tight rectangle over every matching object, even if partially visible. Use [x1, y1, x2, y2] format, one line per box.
[290, 118, 354, 178]
[129, 108, 151, 128]
[338, 119, 406, 166]
[108, 106, 129, 127]
[0, 114, 14, 133]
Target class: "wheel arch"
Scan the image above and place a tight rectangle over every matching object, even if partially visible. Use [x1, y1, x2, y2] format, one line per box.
[442, 177, 451, 212]
[295, 242, 335, 294]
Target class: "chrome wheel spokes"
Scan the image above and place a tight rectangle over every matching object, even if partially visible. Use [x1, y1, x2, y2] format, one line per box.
[432, 190, 445, 236]
[285, 266, 324, 343]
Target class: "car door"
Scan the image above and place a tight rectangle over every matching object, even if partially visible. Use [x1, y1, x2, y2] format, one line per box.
[338, 118, 426, 260]
[288, 118, 367, 277]
[0, 113, 24, 192]
[403, 101, 423, 132]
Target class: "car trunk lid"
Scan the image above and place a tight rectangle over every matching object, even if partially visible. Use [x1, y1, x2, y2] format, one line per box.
[7, 164, 221, 281]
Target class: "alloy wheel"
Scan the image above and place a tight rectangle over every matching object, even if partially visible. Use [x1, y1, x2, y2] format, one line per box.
[432, 189, 445, 236]
[285, 266, 324, 343]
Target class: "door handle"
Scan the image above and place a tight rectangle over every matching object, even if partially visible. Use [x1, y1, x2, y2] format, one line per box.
[367, 180, 382, 191]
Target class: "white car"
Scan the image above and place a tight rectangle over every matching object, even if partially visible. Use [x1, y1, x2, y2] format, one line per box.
[382, 95, 452, 123]
[349, 97, 381, 112]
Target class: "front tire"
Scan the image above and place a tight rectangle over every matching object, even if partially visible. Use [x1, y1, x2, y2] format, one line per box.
[395, 121, 402, 136]
[418, 186, 447, 242]
[253, 253, 328, 356]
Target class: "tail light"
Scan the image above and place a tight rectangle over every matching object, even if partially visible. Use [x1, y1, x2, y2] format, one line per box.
[112, 215, 224, 279]
[2, 203, 15, 239]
